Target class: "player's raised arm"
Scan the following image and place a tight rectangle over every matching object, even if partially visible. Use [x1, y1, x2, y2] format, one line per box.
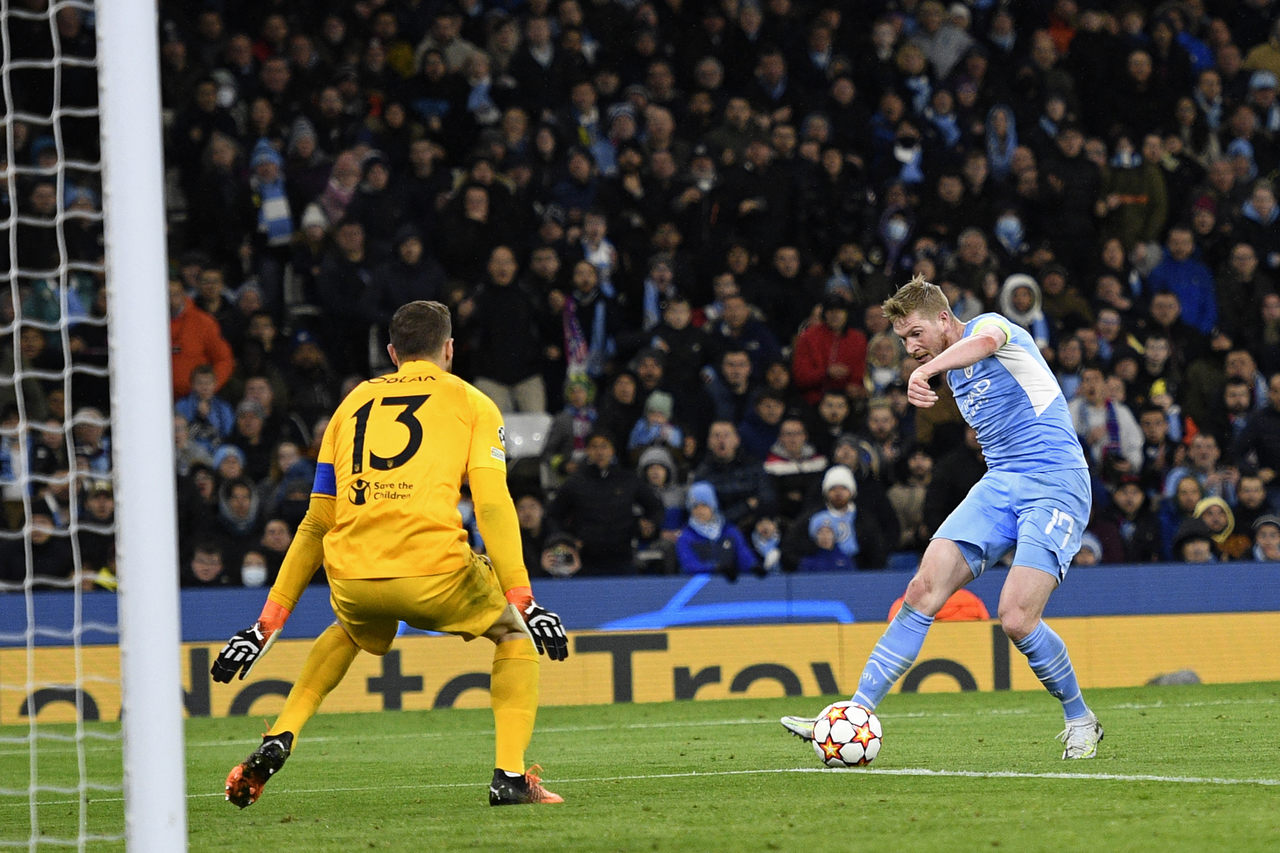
[887, 275, 1009, 409]
[906, 323, 1007, 408]
[918, 322, 1006, 379]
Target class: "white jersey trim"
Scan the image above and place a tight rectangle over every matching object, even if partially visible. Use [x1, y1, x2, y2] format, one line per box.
[994, 342, 1062, 416]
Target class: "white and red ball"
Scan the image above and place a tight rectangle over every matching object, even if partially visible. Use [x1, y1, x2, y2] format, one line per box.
[811, 701, 882, 767]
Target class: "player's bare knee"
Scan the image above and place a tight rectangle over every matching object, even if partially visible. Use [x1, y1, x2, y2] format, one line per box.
[903, 573, 949, 615]
[902, 574, 931, 607]
[905, 540, 971, 615]
[998, 606, 1036, 641]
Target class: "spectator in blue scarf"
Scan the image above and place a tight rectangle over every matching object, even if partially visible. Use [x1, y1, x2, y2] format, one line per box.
[985, 104, 1018, 180]
[676, 482, 759, 581]
[249, 139, 293, 311]
[800, 465, 860, 568]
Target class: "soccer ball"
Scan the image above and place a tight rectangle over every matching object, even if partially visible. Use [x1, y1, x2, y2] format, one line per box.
[811, 701, 882, 767]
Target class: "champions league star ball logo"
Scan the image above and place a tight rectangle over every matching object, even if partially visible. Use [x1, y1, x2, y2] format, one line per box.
[350, 478, 369, 505]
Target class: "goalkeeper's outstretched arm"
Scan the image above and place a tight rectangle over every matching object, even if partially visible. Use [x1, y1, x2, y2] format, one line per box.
[211, 495, 334, 682]
[267, 495, 335, 612]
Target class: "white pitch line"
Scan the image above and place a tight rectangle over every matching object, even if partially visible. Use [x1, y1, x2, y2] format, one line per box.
[8, 692, 1280, 757]
[7, 764, 1277, 810]
[0, 718, 774, 758]
[252, 765, 1280, 792]
[1107, 698, 1280, 710]
[190, 717, 773, 747]
[832, 767, 1280, 785]
[0, 711, 1038, 756]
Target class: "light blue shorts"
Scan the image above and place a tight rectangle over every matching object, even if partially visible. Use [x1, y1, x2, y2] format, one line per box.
[932, 468, 1092, 581]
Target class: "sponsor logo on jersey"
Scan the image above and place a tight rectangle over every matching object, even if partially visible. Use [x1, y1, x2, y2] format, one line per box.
[959, 378, 992, 419]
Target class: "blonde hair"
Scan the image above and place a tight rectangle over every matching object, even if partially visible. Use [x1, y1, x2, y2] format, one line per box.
[881, 273, 951, 322]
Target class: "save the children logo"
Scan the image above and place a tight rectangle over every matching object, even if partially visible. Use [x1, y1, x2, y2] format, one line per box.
[350, 478, 369, 505]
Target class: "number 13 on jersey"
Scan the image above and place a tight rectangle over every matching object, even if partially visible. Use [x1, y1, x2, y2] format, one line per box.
[350, 395, 431, 475]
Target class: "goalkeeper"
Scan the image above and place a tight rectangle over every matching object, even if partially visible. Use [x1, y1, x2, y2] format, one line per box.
[212, 300, 568, 807]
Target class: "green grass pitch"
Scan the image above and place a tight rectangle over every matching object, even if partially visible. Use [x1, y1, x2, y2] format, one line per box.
[4, 681, 1278, 851]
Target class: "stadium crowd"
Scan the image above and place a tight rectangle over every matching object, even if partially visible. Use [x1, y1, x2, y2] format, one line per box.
[5, 0, 1280, 592]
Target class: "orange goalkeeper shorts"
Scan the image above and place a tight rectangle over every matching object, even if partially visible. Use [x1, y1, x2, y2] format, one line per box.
[327, 549, 507, 655]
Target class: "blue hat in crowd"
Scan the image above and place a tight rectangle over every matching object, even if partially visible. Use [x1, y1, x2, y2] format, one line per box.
[1225, 138, 1258, 181]
[213, 444, 246, 471]
[1249, 70, 1278, 91]
[686, 481, 719, 512]
[292, 328, 319, 350]
[29, 136, 56, 162]
[65, 184, 99, 210]
[251, 139, 283, 170]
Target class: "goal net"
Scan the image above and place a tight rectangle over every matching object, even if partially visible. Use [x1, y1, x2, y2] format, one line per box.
[1, 0, 186, 849]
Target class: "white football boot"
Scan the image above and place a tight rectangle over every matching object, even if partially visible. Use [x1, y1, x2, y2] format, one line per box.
[1057, 710, 1104, 759]
[779, 715, 817, 740]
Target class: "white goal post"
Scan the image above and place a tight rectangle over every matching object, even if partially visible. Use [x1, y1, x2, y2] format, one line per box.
[3, 0, 187, 846]
[96, 0, 188, 848]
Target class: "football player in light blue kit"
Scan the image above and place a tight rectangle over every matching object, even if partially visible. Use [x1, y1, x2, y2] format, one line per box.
[782, 274, 1104, 759]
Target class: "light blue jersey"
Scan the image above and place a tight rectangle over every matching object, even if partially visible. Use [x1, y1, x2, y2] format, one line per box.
[946, 314, 1087, 474]
[936, 314, 1090, 579]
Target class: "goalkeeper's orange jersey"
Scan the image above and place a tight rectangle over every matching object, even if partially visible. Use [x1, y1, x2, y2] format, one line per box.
[311, 358, 507, 579]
